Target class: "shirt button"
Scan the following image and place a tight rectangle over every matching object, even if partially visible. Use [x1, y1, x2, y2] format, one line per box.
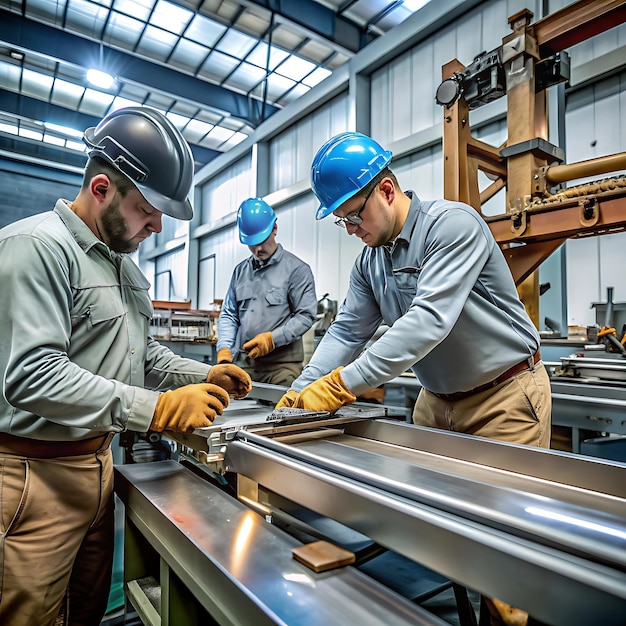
[130, 348, 136, 355]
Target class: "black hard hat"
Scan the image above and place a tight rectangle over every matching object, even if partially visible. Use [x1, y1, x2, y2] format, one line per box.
[83, 106, 194, 220]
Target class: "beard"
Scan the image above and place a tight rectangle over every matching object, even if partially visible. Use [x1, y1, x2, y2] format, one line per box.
[101, 193, 140, 254]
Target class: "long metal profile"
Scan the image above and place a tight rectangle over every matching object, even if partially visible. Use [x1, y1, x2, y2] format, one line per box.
[115, 461, 448, 626]
[340, 420, 626, 497]
[225, 435, 626, 626]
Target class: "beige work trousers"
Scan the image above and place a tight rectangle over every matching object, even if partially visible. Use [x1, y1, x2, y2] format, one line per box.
[0, 448, 114, 626]
[413, 361, 551, 447]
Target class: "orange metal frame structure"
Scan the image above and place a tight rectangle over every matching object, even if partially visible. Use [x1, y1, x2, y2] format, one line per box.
[440, 0, 626, 325]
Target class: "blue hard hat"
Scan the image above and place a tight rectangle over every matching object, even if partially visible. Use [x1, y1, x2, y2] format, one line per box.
[311, 132, 393, 220]
[237, 198, 277, 245]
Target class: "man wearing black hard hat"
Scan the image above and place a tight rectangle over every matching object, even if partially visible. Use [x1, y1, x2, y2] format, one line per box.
[0, 106, 252, 626]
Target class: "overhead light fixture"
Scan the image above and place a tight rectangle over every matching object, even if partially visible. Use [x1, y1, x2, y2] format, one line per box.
[9, 50, 25, 61]
[86, 68, 115, 89]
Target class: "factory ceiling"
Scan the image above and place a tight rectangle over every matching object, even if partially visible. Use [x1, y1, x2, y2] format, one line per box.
[0, 0, 430, 171]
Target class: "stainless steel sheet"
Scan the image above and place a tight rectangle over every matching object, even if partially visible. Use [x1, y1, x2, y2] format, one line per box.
[115, 461, 447, 626]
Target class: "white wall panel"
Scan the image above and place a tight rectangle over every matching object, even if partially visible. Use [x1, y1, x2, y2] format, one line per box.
[392, 144, 443, 201]
[154, 248, 188, 301]
[268, 94, 349, 192]
[371, 0, 539, 147]
[198, 226, 249, 305]
[273, 194, 364, 305]
[199, 154, 253, 224]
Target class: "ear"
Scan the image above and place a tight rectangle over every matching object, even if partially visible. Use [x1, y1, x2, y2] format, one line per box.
[90, 174, 111, 203]
[379, 177, 395, 205]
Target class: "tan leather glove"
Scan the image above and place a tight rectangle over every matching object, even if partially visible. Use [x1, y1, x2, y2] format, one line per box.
[275, 389, 298, 409]
[292, 367, 356, 413]
[242, 332, 274, 359]
[217, 347, 233, 364]
[150, 383, 230, 433]
[206, 364, 252, 399]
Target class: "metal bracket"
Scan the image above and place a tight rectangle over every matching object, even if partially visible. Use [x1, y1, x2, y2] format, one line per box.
[579, 197, 599, 227]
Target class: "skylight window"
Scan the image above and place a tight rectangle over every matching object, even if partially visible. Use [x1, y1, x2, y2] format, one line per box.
[275, 55, 316, 82]
[151, 0, 193, 36]
[44, 122, 84, 138]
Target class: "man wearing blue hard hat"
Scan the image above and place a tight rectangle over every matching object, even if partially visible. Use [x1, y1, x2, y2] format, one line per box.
[276, 132, 552, 624]
[217, 198, 317, 386]
[278, 131, 551, 445]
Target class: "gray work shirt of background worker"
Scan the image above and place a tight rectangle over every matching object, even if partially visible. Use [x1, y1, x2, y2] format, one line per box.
[217, 243, 317, 386]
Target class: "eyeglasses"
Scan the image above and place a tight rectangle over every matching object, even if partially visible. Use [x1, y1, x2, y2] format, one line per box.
[334, 184, 376, 228]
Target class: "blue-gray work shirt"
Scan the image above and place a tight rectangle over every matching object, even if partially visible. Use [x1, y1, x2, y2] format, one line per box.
[0, 200, 211, 441]
[293, 192, 540, 396]
[217, 244, 317, 363]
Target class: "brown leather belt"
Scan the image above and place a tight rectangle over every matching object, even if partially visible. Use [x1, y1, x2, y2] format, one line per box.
[432, 350, 541, 401]
[0, 432, 113, 458]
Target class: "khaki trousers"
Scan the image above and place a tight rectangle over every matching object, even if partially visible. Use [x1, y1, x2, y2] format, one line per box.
[0, 447, 114, 626]
[413, 362, 551, 448]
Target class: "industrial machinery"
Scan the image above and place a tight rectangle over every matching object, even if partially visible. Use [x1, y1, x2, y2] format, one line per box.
[113, 4, 626, 625]
[436, 0, 626, 327]
[115, 384, 626, 626]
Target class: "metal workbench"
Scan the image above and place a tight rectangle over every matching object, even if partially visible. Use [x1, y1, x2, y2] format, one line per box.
[115, 394, 626, 626]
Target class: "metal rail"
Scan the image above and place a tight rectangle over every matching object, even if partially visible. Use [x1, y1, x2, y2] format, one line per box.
[225, 423, 626, 626]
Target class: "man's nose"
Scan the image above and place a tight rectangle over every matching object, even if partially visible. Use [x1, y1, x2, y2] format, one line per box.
[148, 212, 163, 234]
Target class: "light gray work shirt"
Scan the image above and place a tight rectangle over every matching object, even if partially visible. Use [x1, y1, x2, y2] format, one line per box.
[294, 192, 540, 396]
[0, 200, 210, 441]
[217, 244, 317, 363]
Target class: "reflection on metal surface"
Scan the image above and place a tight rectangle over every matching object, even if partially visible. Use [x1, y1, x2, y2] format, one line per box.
[525, 506, 626, 541]
[232, 512, 256, 578]
[223, 418, 626, 626]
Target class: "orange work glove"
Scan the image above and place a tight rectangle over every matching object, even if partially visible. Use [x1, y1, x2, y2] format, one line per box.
[217, 347, 233, 364]
[242, 332, 274, 359]
[206, 364, 252, 399]
[292, 367, 356, 414]
[150, 383, 230, 433]
[275, 389, 298, 409]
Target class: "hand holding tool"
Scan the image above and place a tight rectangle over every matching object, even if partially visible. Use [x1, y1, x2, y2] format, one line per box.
[243, 332, 275, 359]
[206, 364, 252, 399]
[150, 383, 230, 433]
[292, 367, 356, 413]
[275, 389, 298, 409]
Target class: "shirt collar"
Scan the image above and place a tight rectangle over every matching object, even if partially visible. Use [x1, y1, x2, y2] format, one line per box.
[55, 199, 112, 256]
[251, 243, 283, 270]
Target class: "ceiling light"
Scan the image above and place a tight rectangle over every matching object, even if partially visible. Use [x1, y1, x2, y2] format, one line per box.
[9, 50, 25, 61]
[86, 68, 115, 89]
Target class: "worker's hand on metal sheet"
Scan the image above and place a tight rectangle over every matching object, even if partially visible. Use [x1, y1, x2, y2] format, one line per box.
[242, 332, 275, 359]
[275, 389, 298, 409]
[216, 347, 233, 363]
[206, 364, 252, 399]
[292, 367, 356, 413]
[150, 383, 230, 433]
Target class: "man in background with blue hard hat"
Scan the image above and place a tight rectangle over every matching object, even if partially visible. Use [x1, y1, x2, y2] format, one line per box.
[217, 198, 317, 386]
[276, 131, 552, 625]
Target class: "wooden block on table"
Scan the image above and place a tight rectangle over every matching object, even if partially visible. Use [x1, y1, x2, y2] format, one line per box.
[292, 540, 356, 573]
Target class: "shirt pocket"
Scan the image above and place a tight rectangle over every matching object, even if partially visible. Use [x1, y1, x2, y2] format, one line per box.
[82, 298, 127, 329]
[265, 286, 287, 306]
[393, 266, 420, 307]
[236, 286, 256, 312]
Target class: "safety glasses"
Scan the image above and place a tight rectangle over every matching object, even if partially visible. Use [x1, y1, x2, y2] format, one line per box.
[334, 184, 376, 228]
